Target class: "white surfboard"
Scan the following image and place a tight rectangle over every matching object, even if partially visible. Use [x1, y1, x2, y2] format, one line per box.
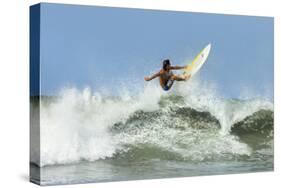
[183, 43, 211, 77]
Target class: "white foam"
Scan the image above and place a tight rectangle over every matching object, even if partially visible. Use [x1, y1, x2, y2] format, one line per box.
[37, 85, 165, 166]
[175, 78, 273, 134]
[31, 79, 273, 166]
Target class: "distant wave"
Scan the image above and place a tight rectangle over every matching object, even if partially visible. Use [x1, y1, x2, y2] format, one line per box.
[30, 79, 273, 167]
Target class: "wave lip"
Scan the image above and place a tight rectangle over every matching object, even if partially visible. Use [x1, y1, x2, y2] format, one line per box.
[232, 109, 273, 135]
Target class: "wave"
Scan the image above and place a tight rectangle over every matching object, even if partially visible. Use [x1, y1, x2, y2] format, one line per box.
[232, 109, 273, 135]
[30, 79, 273, 167]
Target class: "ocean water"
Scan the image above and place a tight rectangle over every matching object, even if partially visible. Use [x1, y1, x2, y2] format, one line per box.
[30, 80, 274, 185]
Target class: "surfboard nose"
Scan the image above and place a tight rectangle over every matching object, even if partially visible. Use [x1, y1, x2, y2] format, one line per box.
[206, 43, 212, 50]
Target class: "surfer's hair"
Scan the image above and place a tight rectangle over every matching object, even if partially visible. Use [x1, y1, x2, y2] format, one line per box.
[163, 59, 171, 71]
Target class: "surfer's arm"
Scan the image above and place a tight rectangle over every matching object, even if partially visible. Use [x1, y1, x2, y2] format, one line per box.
[144, 72, 160, 81]
[170, 66, 187, 70]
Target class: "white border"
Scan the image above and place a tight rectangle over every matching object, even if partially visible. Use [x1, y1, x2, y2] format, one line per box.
[0, 0, 280, 188]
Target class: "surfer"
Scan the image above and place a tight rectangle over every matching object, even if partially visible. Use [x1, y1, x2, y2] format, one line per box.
[144, 59, 190, 91]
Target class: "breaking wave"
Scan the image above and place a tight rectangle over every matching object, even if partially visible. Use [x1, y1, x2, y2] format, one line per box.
[30, 79, 273, 167]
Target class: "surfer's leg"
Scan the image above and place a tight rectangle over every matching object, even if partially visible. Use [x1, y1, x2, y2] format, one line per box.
[171, 74, 190, 81]
[163, 79, 174, 91]
[183, 74, 191, 80]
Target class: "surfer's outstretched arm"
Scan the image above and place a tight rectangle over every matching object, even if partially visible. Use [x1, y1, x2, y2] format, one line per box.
[144, 72, 160, 81]
[170, 65, 187, 70]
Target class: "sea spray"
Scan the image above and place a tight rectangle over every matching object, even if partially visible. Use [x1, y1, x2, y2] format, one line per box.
[174, 79, 273, 134]
[31, 79, 273, 167]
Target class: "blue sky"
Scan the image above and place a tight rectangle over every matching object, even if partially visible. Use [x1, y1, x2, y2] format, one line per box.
[38, 3, 274, 99]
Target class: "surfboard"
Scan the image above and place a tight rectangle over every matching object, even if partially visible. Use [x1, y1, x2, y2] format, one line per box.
[183, 43, 211, 78]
